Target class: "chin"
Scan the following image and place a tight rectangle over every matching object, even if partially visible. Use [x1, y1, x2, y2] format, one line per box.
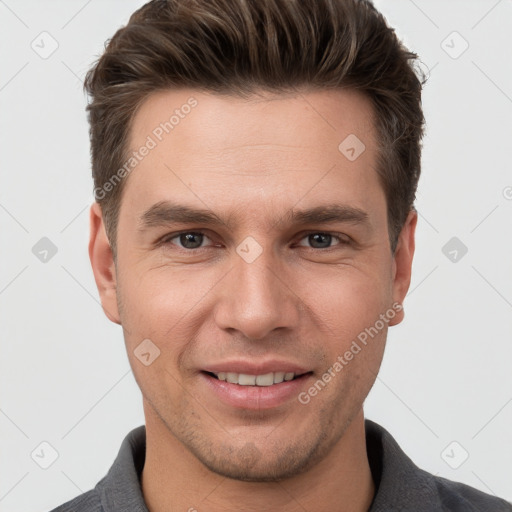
[190, 436, 327, 483]
[199, 457, 308, 483]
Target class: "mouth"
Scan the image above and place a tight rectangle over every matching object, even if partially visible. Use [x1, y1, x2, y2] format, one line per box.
[203, 370, 310, 386]
[200, 369, 313, 410]
[199, 360, 314, 409]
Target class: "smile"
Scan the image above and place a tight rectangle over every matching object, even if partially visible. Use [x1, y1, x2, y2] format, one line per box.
[209, 371, 300, 386]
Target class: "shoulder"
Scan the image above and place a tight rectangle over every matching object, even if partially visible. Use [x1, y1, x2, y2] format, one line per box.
[47, 425, 147, 512]
[365, 419, 512, 511]
[48, 489, 102, 512]
[432, 474, 512, 511]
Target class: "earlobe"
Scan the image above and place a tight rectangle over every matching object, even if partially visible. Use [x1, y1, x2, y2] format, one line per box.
[388, 209, 417, 327]
[89, 202, 121, 325]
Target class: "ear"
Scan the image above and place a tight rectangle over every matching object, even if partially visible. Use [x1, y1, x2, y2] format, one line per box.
[388, 209, 417, 326]
[89, 202, 121, 325]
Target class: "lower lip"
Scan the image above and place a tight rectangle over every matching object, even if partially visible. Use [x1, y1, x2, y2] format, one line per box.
[200, 372, 312, 410]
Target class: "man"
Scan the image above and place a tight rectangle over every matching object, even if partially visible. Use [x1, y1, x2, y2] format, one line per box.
[51, 0, 512, 510]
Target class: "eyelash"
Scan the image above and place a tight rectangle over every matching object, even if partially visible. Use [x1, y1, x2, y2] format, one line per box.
[157, 230, 351, 252]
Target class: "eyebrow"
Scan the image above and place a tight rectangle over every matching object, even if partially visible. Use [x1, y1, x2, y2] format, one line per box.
[138, 200, 370, 231]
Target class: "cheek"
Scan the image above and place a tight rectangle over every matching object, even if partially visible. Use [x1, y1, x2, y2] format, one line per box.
[118, 264, 207, 335]
[118, 271, 197, 406]
[294, 261, 393, 340]
[117, 264, 225, 393]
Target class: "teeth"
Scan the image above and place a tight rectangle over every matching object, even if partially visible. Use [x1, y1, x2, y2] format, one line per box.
[273, 371, 285, 384]
[239, 374, 256, 385]
[255, 373, 274, 386]
[214, 371, 297, 386]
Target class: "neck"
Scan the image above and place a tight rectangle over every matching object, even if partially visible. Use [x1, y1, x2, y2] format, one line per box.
[141, 406, 375, 512]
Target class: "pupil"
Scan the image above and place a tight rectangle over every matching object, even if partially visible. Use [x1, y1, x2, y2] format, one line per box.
[310, 233, 331, 248]
[181, 233, 202, 249]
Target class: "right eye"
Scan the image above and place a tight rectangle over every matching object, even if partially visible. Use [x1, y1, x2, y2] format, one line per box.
[160, 231, 213, 250]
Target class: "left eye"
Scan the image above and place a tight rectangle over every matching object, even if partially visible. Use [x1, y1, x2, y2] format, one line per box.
[161, 231, 348, 250]
[296, 232, 348, 249]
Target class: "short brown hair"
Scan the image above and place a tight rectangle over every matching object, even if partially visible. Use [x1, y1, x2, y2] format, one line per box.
[84, 0, 426, 258]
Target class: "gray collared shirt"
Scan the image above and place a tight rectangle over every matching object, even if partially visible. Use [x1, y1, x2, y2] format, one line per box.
[50, 419, 512, 511]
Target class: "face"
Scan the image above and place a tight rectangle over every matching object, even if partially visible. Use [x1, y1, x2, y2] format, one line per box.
[90, 87, 416, 481]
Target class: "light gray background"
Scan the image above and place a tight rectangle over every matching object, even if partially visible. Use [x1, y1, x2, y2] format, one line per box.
[1, 0, 511, 510]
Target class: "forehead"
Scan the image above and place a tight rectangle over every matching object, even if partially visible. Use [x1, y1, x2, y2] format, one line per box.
[129, 86, 376, 156]
[122, 87, 383, 225]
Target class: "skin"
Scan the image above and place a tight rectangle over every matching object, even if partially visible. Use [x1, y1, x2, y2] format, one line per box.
[89, 87, 416, 512]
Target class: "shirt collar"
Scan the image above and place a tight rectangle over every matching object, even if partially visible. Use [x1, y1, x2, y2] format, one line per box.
[365, 418, 442, 511]
[96, 419, 443, 511]
[97, 424, 149, 512]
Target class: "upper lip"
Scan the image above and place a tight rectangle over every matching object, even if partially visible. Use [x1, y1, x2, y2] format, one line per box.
[202, 360, 311, 376]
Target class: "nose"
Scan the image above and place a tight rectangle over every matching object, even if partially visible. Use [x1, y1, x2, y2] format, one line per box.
[213, 244, 301, 341]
